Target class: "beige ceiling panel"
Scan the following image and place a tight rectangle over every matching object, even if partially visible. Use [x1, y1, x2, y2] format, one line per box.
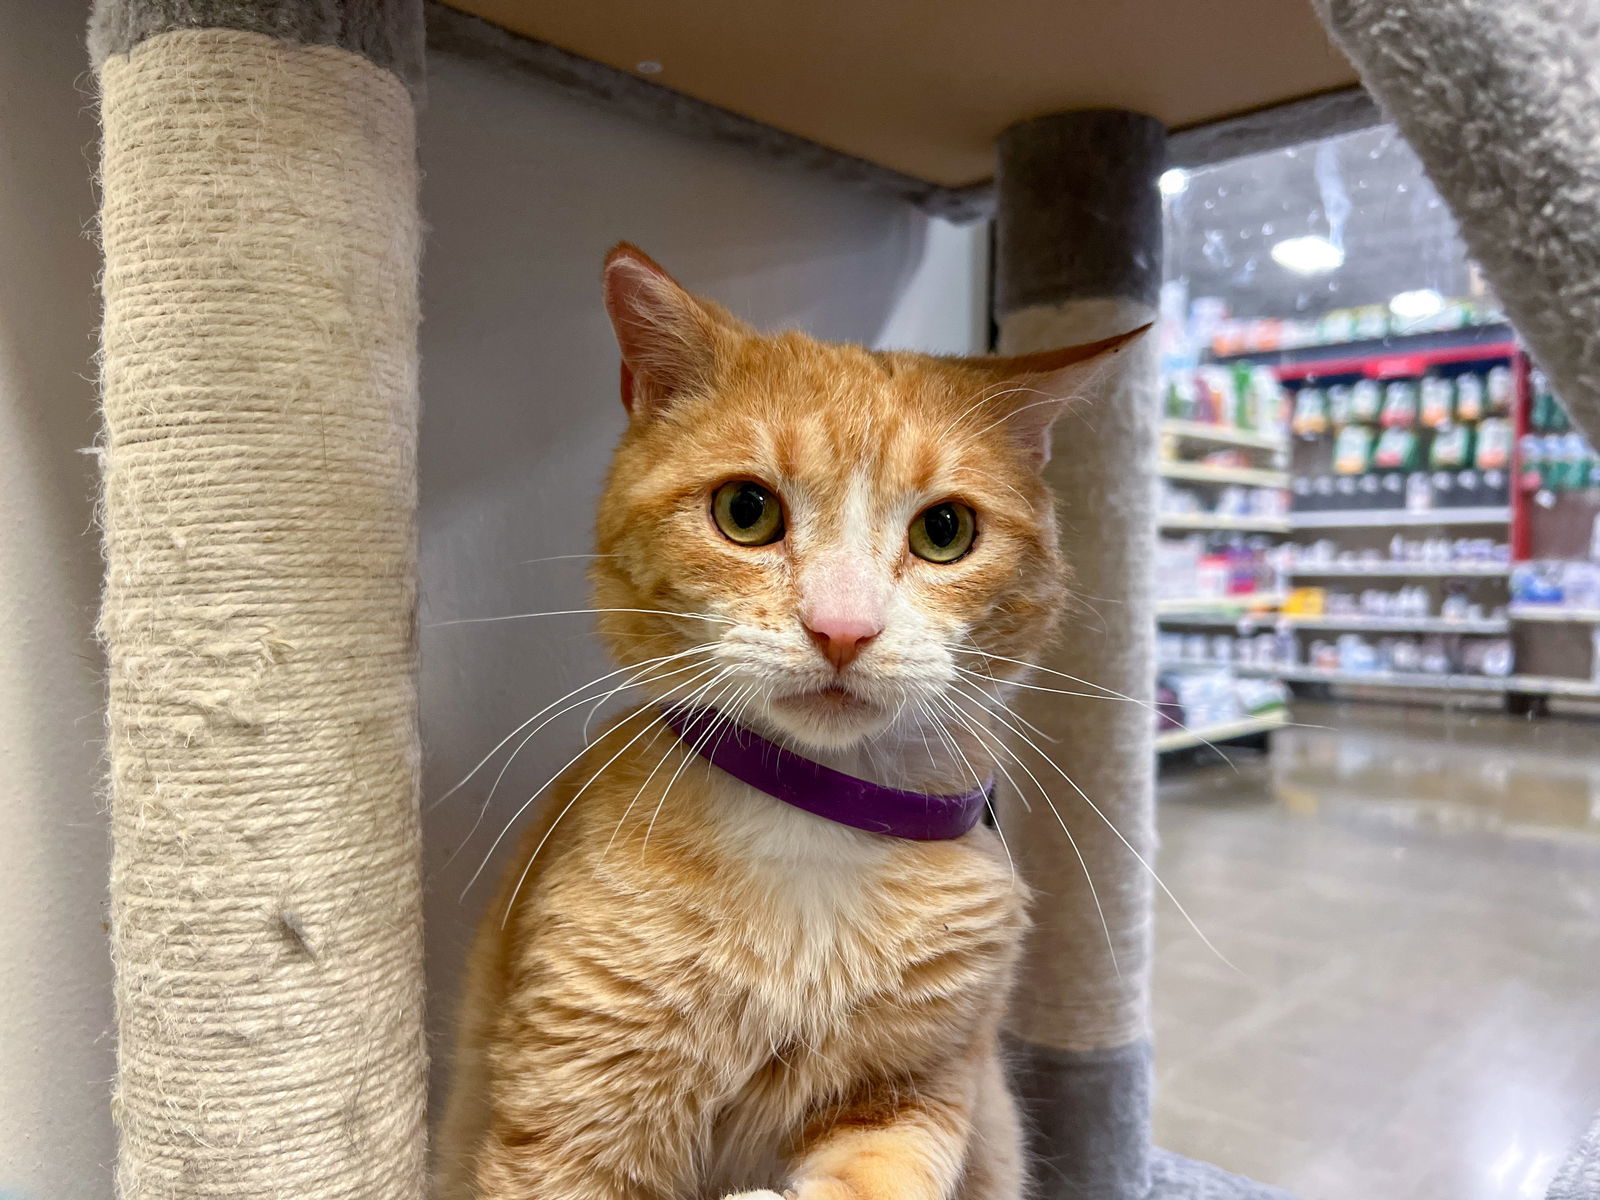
[444, 0, 1358, 187]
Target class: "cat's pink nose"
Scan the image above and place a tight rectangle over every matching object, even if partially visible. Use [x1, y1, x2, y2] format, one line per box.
[802, 614, 882, 671]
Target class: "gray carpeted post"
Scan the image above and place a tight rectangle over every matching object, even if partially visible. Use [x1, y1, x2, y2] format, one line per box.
[1310, 0, 1600, 446]
[993, 109, 1165, 1200]
[90, 1, 427, 1195]
[993, 111, 1294, 1200]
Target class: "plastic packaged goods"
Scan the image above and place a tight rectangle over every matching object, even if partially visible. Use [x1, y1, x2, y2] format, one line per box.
[1420, 375, 1455, 428]
[1455, 372, 1487, 422]
[1291, 386, 1329, 436]
[1380, 380, 1420, 428]
[1327, 384, 1354, 427]
[1486, 364, 1515, 415]
[1350, 379, 1384, 423]
[1334, 426, 1376, 474]
[1475, 418, 1513, 471]
[1374, 428, 1420, 471]
[1430, 424, 1474, 469]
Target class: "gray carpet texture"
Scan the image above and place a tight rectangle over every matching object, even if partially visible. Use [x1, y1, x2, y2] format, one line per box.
[1147, 1149, 1296, 1200]
[1312, 0, 1600, 447]
[1316, 6, 1600, 1194]
[89, 0, 425, 94]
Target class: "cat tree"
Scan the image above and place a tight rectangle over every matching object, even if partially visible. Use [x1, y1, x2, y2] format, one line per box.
[88, 0, 1599, 1197]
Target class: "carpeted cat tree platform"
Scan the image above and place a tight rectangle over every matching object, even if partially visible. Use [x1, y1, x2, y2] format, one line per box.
[85, 0, 1598, 1198]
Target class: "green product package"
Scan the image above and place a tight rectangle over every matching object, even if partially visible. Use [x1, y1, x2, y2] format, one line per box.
[1429, 423, 1474, 469]
[1350, 379, 1383, 423]
[1334, 424, 1376, 474]
[1455, 372, 1486, 422]
[1373, 427, 1420, 471]
[1475, 417, 1512, 471]
[1420, 376, 1454, 428]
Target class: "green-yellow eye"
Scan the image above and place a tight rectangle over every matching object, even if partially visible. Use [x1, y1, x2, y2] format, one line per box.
[711, 480, 785, 546]
[909, 501, 977, 563]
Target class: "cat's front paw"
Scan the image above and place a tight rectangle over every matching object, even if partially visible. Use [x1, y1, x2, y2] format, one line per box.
[721, 1191, 791, 1200]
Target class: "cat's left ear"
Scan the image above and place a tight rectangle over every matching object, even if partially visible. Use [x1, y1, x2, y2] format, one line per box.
[961, 324, 1152, 466]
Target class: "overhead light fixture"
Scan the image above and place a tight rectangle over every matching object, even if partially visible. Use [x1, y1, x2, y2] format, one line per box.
[1389, 288, 1445, 321]
[636, 60, 663, 74]
[1158, 169, 1189, 197]
[1270, 235, 1344, 275]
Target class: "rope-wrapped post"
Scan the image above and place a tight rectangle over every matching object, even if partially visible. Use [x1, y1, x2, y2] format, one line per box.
[91, 3, 427, 1195]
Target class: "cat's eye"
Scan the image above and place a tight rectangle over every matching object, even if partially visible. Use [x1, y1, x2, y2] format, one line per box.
[711, 480, 785, 546]
[909, 501, 977, 563]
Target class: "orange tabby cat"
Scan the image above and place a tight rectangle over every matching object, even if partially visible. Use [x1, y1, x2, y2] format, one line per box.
[436, 245, 1143, 1200]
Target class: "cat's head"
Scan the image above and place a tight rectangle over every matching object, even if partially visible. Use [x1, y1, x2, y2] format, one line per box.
[592, 244, 1143, 752]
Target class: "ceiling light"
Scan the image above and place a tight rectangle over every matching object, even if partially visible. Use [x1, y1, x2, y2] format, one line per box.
[1270, 235, 1344, 275]
[1158, 169, 1189, 197]
[636, 60, 663, 74]
[1389, 289, 1445, 321]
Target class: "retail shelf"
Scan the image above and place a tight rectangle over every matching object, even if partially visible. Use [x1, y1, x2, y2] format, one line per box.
[1160, 461, 1289, 488]
[1262, 666, 1513, 692]
[1155, 711, 1288, 753]
[1510, 675, 1600, 697]
[1290, 507, 1511, 529]
[1244, 665, 1599, 696]
[1285, 561, 1510, 578]
[1508, 606, 1600, 624]
[1159, 513, 1291, 534]
[1159, 659, 1286, 673]
[1282, 615, 1510, 634]
[1208, 324, 1515, 370]
[1156, 595, 1284, 616]
[1160, 420, 1285, 453]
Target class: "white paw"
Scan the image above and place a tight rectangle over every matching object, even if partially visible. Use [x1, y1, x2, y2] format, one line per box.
[721, 1191, 788, 1200]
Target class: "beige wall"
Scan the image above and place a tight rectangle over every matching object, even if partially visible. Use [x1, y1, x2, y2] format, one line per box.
[0, 3, 118, 1195]
[0, 12, 986, 1189]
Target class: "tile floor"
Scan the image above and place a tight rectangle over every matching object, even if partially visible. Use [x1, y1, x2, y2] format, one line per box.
[1152, 701, 1600, 1200]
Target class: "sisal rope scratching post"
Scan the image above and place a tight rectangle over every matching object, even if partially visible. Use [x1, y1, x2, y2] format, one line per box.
[94, 11, 426, 1196]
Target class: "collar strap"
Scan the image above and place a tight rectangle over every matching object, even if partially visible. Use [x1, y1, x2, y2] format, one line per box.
[665, 706, 990, 841]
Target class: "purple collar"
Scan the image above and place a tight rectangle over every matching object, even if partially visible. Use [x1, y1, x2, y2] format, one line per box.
[666, 706, 990, 841]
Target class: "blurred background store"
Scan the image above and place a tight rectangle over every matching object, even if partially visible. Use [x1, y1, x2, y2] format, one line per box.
[1149, 123, 1600, 1199]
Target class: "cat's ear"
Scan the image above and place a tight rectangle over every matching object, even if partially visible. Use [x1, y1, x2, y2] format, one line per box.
[961, 324, 1152, 466]
[602, 243, 742, 419]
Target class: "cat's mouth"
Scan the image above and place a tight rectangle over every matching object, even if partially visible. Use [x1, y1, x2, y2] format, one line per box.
[772, 683, 877, 717]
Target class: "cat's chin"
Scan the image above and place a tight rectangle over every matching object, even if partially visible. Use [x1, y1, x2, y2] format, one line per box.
[760, 686, 895, 750]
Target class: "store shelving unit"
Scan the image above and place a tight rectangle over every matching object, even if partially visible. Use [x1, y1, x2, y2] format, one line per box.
[1154, 711, 1287, 753]
[1509, 607, 1600, 623]
[1154, 409, 1291, 754]
[1160, 462, 1290, 488]
[1290, 507, 1510, 529]
[1286, 561, 1509, 578]
[1159, 513, 1291, 534]
[1160, 419, 1284, 452]
[1282, 614, 1510, 634]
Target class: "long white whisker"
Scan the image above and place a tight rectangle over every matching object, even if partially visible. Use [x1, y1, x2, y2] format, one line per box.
[600, 671, 741, 859]
[956, 681, 1237, 972]
[923, 699, 1015, 890]
[426, 606, 735, 630]
[464, 663, 723, 898]
[429, 644, 717, 812]
[641, 678, 744, 853]
[940, 687, 1119, 978]
[441, 653, 718, 867]
[952, 649, 1243, 773]
[493, 669, 732, 925]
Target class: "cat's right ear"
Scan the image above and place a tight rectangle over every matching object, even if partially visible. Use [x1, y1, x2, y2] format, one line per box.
[602, 243, 730, 419]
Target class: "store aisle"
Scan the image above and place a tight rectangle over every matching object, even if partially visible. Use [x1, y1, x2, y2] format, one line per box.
[1151, 702, 1600, 1200]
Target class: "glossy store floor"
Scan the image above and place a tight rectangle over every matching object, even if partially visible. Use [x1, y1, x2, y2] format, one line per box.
[1152, 701, 1600, 1200]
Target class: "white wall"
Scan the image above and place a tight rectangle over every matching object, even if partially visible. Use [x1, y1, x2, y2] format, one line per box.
[0, 4, 118, 1195]
[415, 50, 987, 1108]
[0, 13, 987, 1187]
